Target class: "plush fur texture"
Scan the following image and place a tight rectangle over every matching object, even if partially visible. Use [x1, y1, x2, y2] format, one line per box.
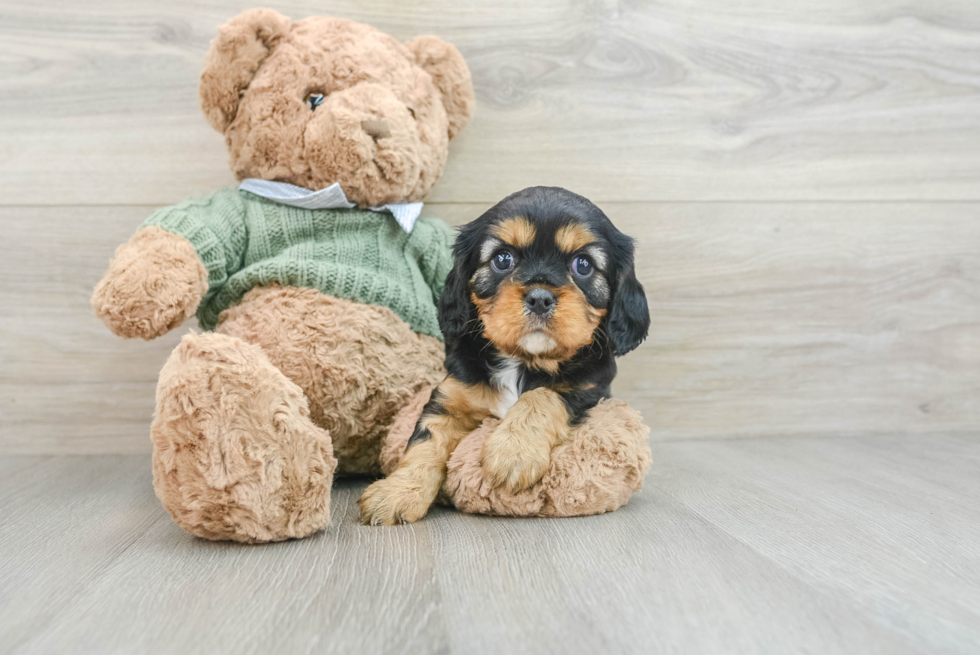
[382, 386, 652, 517]
[152, 331, 336, 543]
[92, 227, 208, 340]
[199, 9, 474, 207]
[151, 287, 446, 542]
[215, 285, 446, 474]
[91, 11, 474, 542]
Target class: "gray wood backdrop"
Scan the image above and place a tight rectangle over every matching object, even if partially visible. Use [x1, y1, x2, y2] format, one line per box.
[1, 0, 978, 453]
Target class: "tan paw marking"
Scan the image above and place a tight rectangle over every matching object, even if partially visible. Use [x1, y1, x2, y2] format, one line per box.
[480, 424, 552, 493]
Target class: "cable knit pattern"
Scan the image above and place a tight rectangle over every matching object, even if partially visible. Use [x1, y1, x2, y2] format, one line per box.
[142, 188, 456, 339]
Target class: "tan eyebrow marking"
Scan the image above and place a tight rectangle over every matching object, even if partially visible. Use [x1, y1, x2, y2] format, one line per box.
[555, 223, 595, 253]
[493, 217, 536, 248]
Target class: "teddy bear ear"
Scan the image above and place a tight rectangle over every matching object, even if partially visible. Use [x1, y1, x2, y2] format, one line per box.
[406, 36, 476, 140]
[199, 8, 290, 133]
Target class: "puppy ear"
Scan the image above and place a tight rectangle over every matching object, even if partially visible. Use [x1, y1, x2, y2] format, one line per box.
[608, 248, 650, 356]
[438, 221, 485, 341]
[406, 35, 476, 140]
[437, 258, 475, 342]
[199, 8, 290, 133]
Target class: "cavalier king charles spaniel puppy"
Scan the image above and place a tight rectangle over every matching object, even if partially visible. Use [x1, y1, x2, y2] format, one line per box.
[360, 186, 650, 525]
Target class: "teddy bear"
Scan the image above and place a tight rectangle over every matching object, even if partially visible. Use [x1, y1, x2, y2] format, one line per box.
[92, 10, 651, 543]
[92, 9, 473, 542]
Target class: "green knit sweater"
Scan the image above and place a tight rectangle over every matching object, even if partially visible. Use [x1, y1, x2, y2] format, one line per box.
[142, 188, 456, 339]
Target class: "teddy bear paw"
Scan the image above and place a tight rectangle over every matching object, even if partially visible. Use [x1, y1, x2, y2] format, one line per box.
[92, 226, 208, 340]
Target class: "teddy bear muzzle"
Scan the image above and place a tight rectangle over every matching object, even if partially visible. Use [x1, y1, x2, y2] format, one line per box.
[304, 83, 423, 207]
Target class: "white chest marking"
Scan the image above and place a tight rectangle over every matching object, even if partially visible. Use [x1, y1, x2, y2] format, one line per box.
[490, 357, 522, 419]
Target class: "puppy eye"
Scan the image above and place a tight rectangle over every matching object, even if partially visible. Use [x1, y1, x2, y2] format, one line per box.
[571, 255, 594, 278]
[491, 250, 515, 273]
[304, 92, 325, 111]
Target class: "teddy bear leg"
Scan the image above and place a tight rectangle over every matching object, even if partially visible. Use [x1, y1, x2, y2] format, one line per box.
[151, 331, 337, 543]
[213, 286, 446, 475]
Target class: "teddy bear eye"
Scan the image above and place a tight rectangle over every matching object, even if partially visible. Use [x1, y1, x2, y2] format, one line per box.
[304, 92, 325, 111]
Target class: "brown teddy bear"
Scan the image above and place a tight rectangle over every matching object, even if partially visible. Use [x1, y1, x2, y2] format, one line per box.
[92, 9, 473, 542]
[92, 10, 650, 543]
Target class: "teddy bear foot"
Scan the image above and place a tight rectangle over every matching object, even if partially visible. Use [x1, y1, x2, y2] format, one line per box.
[151, 332, 337, 543]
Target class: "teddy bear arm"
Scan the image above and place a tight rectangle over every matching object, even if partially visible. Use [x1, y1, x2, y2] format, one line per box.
[91, 226, 209, 340]
[92, 189, 252, 339]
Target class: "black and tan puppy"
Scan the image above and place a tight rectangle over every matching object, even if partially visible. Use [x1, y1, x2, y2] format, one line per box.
[359, 186, 650, 525]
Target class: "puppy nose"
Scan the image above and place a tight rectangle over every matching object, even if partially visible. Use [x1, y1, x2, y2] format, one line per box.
[524, 288, 556, 317]
[361, 118, 391, 141]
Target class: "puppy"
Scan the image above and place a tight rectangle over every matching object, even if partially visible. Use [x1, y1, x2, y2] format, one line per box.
[359, 186, 650, 525]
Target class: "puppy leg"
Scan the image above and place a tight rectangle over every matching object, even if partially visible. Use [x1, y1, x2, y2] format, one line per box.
[359, 378, 489, 525]
[481, 387, 570, 492]
[357, 437, 453, 526]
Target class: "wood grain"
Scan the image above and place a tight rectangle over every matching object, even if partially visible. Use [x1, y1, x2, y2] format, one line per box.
[0, 457, 449, 654]
[1, 0, 980, 205]
[2, 202, 977, 452]
[658, 434, 980, 653]
[2, 2, 978, 653]
[1, 0, 978, 452]
[2, 438, 978, 653]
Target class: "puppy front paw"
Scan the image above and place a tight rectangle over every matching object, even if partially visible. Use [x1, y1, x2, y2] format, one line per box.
[480, 426, 551, 493]
[358, 476, 433, 526]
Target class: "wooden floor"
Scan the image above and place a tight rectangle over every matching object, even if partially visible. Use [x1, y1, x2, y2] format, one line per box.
[2, 436, 979, 654]
[2, 0, 979, 653]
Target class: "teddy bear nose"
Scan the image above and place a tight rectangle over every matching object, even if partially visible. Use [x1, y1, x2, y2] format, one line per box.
[361, 119, 391, 142]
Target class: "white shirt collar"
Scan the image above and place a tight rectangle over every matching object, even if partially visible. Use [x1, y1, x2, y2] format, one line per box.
[239, 179, 422, 233]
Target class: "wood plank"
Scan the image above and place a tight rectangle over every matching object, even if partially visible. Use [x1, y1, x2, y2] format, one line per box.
[658, 434, 980, 653]
[2, 435, 979, 652]
[1, 0, 980, 205]
[2, 202, 978, 452]
[0, 457, 449, 654]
